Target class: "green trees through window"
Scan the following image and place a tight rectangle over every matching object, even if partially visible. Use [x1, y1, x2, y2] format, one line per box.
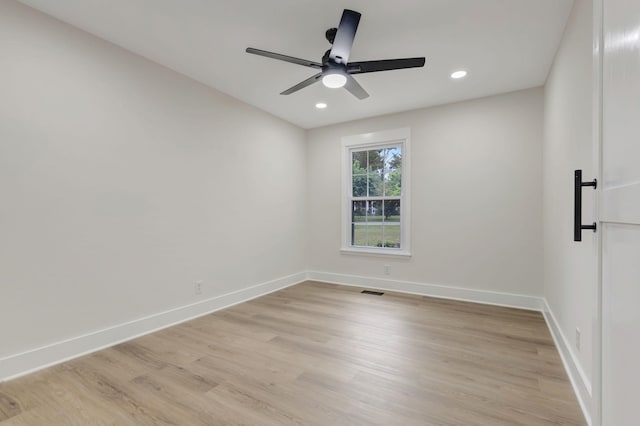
[350, 146, 402, 248]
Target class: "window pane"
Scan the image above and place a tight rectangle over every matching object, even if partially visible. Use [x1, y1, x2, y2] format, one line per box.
[368, 200, 383, 222]
[367, 149, 384, 196]
[352, 151, 367, 174]
[368, 149, 385, 174]
[383, 200, 400, 222]
[352, 224, 367, 246]
[352, 201, 366, 223]
[383, 170, 402, 196]
[384, 147, 402, 172]
[368, 174, 383, 196]
[382, 224, 401, 248]
[365, 224, 383, 248]
[352, 175, 367, 197]
[383, 147, 402, 196]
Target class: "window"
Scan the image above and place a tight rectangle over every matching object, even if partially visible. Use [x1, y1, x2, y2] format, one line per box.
[341, 128, 410, 256]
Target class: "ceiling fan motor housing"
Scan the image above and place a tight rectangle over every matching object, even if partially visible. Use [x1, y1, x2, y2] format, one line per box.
[325, 28, 337, 44]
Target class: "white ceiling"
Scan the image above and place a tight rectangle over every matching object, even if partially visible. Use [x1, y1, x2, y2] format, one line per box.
[18, 0, 574, 129]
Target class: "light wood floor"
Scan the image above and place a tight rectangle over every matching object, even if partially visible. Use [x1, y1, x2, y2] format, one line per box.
[0, 281, 585, 425]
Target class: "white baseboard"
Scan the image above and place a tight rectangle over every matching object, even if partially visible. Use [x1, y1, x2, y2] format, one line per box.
[307, 271, 544, 311]
[542, 300, 593, 425]
[0, 272, 307, 383]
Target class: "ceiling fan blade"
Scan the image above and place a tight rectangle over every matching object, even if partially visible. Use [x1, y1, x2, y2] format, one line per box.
[344, 74, 369, 100]
[246, 48, 322, 69]
[280, 73, 323, 95]
[347, 57, 426, 74]
[329, 9, 361, 65]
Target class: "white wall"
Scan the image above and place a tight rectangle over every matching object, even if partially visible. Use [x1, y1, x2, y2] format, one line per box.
[0, 1, 307, 361]
[543, 0, 596, 418]
[307, 88, 544, 299]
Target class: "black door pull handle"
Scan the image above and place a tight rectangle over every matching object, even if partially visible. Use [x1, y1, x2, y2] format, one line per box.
[574, 169, 597, 242]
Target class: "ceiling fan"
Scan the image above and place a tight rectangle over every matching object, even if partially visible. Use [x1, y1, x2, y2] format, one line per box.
[246, 9, 426, 100]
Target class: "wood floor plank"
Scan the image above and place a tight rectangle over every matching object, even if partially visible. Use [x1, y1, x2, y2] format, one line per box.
[0, 281, 586, 425]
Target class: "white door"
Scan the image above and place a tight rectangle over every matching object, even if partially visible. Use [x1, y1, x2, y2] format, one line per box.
[601, 0, 640, 424]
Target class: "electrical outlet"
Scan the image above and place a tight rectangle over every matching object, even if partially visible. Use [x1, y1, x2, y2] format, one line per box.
[195, 280, 203, 295]
[575, 327, 581, 351]
[384, 264, 390, 275]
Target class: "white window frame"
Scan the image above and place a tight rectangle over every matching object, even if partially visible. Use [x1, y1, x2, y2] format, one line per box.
[340, 127, 411, 257]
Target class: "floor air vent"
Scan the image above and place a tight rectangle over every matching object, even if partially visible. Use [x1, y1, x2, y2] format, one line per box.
[361, 290, 384, 296]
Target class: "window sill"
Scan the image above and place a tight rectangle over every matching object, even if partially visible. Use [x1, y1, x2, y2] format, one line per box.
[339, 248, 412, 258]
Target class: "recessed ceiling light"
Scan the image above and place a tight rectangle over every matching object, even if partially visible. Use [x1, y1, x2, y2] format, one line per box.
[322, 73, 347, 88]
[315, 102, 327, 109]
[451, 70, 468, 79]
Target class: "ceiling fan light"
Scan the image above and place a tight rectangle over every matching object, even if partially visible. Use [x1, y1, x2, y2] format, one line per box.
[322, 73, 347, 88]
[451, 70, 468, 79]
